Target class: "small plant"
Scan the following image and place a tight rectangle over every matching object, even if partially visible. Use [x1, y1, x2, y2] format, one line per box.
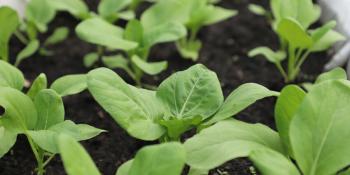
[176, 0, 237, 61]
[184, 68, 350, 174]
[87, 64, 278, 142]
[0, 0, 69, 66]
[248, 0, 345, 82]
[0, 60, 104, 175]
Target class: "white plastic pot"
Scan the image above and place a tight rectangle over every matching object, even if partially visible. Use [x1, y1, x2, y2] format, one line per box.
[318, 0, 350, 76]
[0, 0, 28, 19]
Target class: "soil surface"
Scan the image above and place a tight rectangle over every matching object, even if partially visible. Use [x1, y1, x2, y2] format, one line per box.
[0, 0, 329, 175]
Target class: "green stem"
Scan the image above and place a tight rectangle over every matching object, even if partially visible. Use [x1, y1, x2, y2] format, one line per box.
[26, 135, 45, 175]
[14, 30, 28, 44]
[291, 50, 311, 80]
[43, 154, 56, 167]
[287, 45, 296, 82]
[275, 62, 288, 82]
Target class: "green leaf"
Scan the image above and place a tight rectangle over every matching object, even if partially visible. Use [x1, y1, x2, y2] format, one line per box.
[98, 0, 131, 18]
[58, 134, 102, 175]
[102, 55, 135, 79]
[49, 0, 89, 19]
[44, 27, 69, 46]
[276, 18, 312, 48]
[249, 149, 300, 175]
[310, 21, 336, 44]
[50, 74, 87, 97]
[290, 80, 350, 175]
[124, 19, 143, 44]
[128, 143, 186, 175]
[29, 120, 105, 153]
[131, 55, 167, 75]
[248, 4, 267, 16]
[205, 83, 279, 125]
[184, 119, 285, 170]
[0, 87, 37, 132]
[87, 68, 165, 140]
[27, 73, 48, 99]
[176, 39, 202, 61]
[202, 6, 237, 26]
[15, 39, 40, 66]
[26, 0, 56, 32]
[294, 0, 320, 29]
[75, 18, 138, 50]
[0, 127, 17, 158]
[0, 7, 19, 61]
[157, 64, 223, 120]
[83, 52, 99, 68]
[34, 89, 64, 130]
[315, 68, 347, 84]
[310, 30, 345, 52]
[274, 85, 305, 155]
[159, 116, 202, 140]
[116, 160, 133, 175]
[143, 22, 187, 47]
[0, 60, 25, 90]
[248, 47, 286, 63]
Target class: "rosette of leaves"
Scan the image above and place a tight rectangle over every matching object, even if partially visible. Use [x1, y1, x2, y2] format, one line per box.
[0, 60, 104, 175]
[249, 0, 345, 82]
[87, 64, 278, 142]
[184, 68, 350, 175]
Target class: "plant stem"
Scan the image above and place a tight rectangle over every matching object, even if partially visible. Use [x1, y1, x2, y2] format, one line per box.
[275, 62, 288, 82]
[14, 30, 28, 44]
[26, 135, 45, 175]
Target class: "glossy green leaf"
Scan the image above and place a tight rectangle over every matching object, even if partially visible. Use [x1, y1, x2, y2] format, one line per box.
[0, 127, 17, 158]
[0, 60, 25, 90]
[50, 74, 87, 97]
[290, 80, 350, 175]
[128, 143, 186, 175]
[159, 116, 202, 140]
[124, 19, 143, 44]
[176, 39, 202, 61]
[205, 83, 279, 125]
[26, 0, 56, 32]
[315, 68, 347, 84]
[83, 52, 99, 68]
[34, 89, 64, 130]
[202, 6, 237, 26]
[143, 22, 187, 47]
[157, 64, 223, 120]
[15, 39, 40, 66]
[58, 134, 102, 175]
[310, 30, 345, 52]
[184, 119, 285, 170]
[116, 160, 133, 175]
[277, 18, 312, 48]
[44, 27, 69, 46]
[87, 68, 165, 140]
[249, 149, 300, 175]
[275, 85, 305, 155]
[48, 0, 89, 19]
[248, 47, 286, 63]
[131, 55, 167, 75]
[27, 73, 48, 99]
[0, 7, 19, 61]
[98, 0, 131, 18]
[75, 18, 138, 50]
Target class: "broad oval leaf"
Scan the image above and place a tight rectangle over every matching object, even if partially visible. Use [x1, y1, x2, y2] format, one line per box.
[157, 64, 223, 119]
[49, 0, 89, 19]
[315, 68, 347, 84]
[98, 0, 131, 18]
[25, 0, 56, 32]
[27, 73, 47, 99]
[0, 7, 19, 60]
[131, 55, 168, 75]
[116, 160, 133, 175]
[0, 127, 17, 158]
[0, 60, 24, 90]
[184, 119, 285, 170]
[290, 80, 350, 175]
[50, 74, 87, 97]
[142, 22, 187, 47]
[87, 68, 165, 140]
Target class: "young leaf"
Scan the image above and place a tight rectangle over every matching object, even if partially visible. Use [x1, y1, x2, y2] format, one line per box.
[15, 39, 40, 66]
[248, 4, 267, 16]
[98, 0, 131, 19]
[315, 68, 347, 84]
[249, 149, 300, 175]
[205, 83, 279, 125]
[248, 47, 286, 63]
[34, 89, 64, 130]
[83, 52, 99, 68]
[128, 143, 186, 175]
[50, 74, 87, 97]
[58, 134, 102, 175]
[274, 85, 305, 155]
[25, 0, 56, 32]
[116, 160, 133, 175]
[276, 18, 313, 48]
[124, 19, 144, 44]
[75, 18, 138, 50]
[44, 27, 69, 46]
[201, 6, 237, 26]
[157, 64, 223, 120]
[49, 0, 89, 19]
[131, 55, 168, 75]
[0, 7, 19, 61]
[0, 127, 17, 158]
[184, 119, 285, 171]
[142, 22, 187, 47]
[290, 80, 350, 175]
[87, 68, 165, 140]
[310, 30, 345, 52]
[27, 73, 48, 99]
[101, 55, 135, 79]
[0, 60, 25, 90]
[176, 39, 202, 61]
[159, 116, 202, 140]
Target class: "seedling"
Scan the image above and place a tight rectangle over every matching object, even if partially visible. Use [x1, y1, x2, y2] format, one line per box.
[87, 64, 278, 142]
[248, 0, 345, 82]
[176, 0, 237, 61]
[0, 0, 69, 66]
[184, 68, 350, 175]
[0, 60, 103, 175]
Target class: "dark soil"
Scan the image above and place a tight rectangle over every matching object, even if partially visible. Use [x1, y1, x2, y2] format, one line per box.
[0, 0, 329, 175]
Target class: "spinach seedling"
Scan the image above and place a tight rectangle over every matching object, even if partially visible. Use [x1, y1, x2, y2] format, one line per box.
[76, 0, 196, 85]
[176, 0, 237, 61]
[0, 60, 103, 175]
[58, 135, 186, 175]
[248, 0, 345, 82]
[184, 68, 350, 175]
[0, 0, 69, 66]
[87, 64, 278, 142]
